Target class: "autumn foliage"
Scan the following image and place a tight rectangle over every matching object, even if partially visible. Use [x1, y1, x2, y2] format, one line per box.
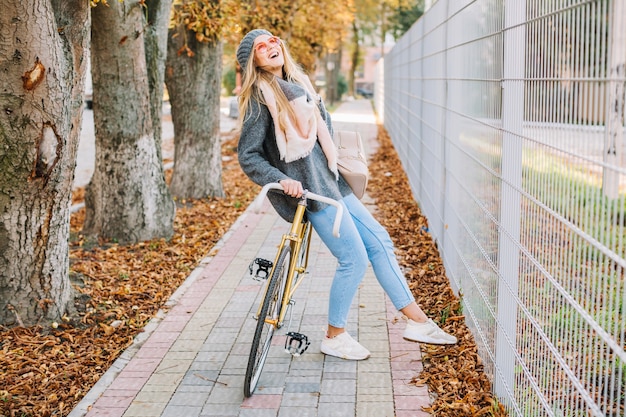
[169, 0, 353, 72]
[369, 127, 508, 417]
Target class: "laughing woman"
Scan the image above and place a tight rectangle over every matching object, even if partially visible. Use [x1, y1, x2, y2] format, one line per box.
[236, 29, 457, 360]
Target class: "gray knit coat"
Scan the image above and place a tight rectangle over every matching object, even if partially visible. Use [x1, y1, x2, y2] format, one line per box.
[238, 77, 353, 222]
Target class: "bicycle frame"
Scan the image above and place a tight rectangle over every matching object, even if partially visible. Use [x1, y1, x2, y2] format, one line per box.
[255, 196, 312, 329]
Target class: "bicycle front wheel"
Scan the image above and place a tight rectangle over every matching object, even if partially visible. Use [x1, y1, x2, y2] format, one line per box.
[244, 245, 291, 397]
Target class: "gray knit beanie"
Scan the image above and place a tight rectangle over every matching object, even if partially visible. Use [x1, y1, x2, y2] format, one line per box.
[236, 29, 273, 71]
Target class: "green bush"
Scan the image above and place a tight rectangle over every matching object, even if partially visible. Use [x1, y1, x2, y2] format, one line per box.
[223, 67, 236, 97]
[337, 73, 347, 99]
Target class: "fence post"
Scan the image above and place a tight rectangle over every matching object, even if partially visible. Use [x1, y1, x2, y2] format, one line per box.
[603, 0, 625, 199]
[495, 0, 525, 400]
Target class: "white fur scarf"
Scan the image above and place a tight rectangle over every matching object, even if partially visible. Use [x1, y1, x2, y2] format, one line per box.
[258, 78, 338, 179]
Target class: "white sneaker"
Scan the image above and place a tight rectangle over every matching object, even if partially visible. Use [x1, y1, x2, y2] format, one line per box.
[320, 332, 371, 360]
[403, 319, 457, 345]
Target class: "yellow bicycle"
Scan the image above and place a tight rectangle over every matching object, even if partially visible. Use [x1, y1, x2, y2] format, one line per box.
[244, 183, 343, 398]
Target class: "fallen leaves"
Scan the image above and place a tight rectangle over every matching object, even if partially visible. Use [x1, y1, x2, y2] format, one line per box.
[0, 127, 506, 417]
[0, 132, 258, 417]
[369, 127, 508, 417]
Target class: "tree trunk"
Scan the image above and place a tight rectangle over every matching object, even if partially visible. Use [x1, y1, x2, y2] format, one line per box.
[144, 0, 173, 161]
[85, 0, 175, 244]
[349, 21, 359, 98]
[0, 0, 89, 326]
[325, 51, 340, 104]
[165, 28, 225, 199]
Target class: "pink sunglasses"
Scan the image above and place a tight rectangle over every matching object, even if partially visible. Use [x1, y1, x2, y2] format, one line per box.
[254, 36, 281, 55]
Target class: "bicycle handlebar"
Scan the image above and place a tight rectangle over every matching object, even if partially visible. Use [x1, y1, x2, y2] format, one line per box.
[252, 183, 343, 238]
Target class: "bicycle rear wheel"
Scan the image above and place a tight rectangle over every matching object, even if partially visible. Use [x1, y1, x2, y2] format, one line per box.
[244, 245, 291, 397]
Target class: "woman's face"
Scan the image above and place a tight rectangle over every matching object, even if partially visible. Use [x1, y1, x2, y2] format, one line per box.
[253, 35, 284, 76]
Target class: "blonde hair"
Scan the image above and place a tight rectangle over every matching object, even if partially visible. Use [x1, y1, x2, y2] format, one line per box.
[238, 38, 315, 133]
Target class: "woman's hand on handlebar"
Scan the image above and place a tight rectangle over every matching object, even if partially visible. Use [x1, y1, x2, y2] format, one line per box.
[257, 182, 341, 237]
[279, 179, 304, 198]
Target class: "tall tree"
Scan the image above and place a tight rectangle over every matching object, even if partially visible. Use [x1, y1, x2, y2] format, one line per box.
[349, 20, 360, 97]
[348, 0, 378, 98]
[85, 0, 175, 244]
[291, 0, 352, 102]
[348, 0, 418, 96]
[145, 0, 174, 161]
[388, 0, 424, 40]
[0, 0, 90, 326]
[165, 0, 227, 199]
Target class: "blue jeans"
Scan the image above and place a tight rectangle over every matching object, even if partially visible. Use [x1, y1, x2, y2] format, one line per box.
[307, 193, 415, 328]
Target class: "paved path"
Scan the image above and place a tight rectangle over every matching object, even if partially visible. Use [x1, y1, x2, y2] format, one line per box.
[69, 99, 432, 417]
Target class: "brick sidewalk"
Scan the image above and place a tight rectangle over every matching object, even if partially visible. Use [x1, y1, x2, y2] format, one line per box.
[69, 100, 432, 417]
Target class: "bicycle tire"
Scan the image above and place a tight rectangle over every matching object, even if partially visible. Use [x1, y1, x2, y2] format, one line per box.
[243, 245, 291, 397]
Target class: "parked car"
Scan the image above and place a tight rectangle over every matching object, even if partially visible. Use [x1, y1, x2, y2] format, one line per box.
[356, 87, 373, 99]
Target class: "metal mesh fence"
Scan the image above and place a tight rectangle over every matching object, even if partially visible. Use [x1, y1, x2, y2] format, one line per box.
[380, 1, 625, 415]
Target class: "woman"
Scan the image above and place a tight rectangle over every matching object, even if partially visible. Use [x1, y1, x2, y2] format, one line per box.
[236, 29, 456, 360]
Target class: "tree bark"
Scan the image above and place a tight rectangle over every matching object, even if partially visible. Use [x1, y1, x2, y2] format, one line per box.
[165, 27, 225, 199]
[85, 0, 175, 244]
[349, 21, 360, 98]
[325, 50, 341, 104]
[0, 0, 89, 326]
[144, 0, 173, 161]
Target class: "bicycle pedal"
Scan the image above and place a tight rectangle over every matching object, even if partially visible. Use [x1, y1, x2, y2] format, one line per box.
[284, 332, 310, 356]
[248, 258, 273, 281]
